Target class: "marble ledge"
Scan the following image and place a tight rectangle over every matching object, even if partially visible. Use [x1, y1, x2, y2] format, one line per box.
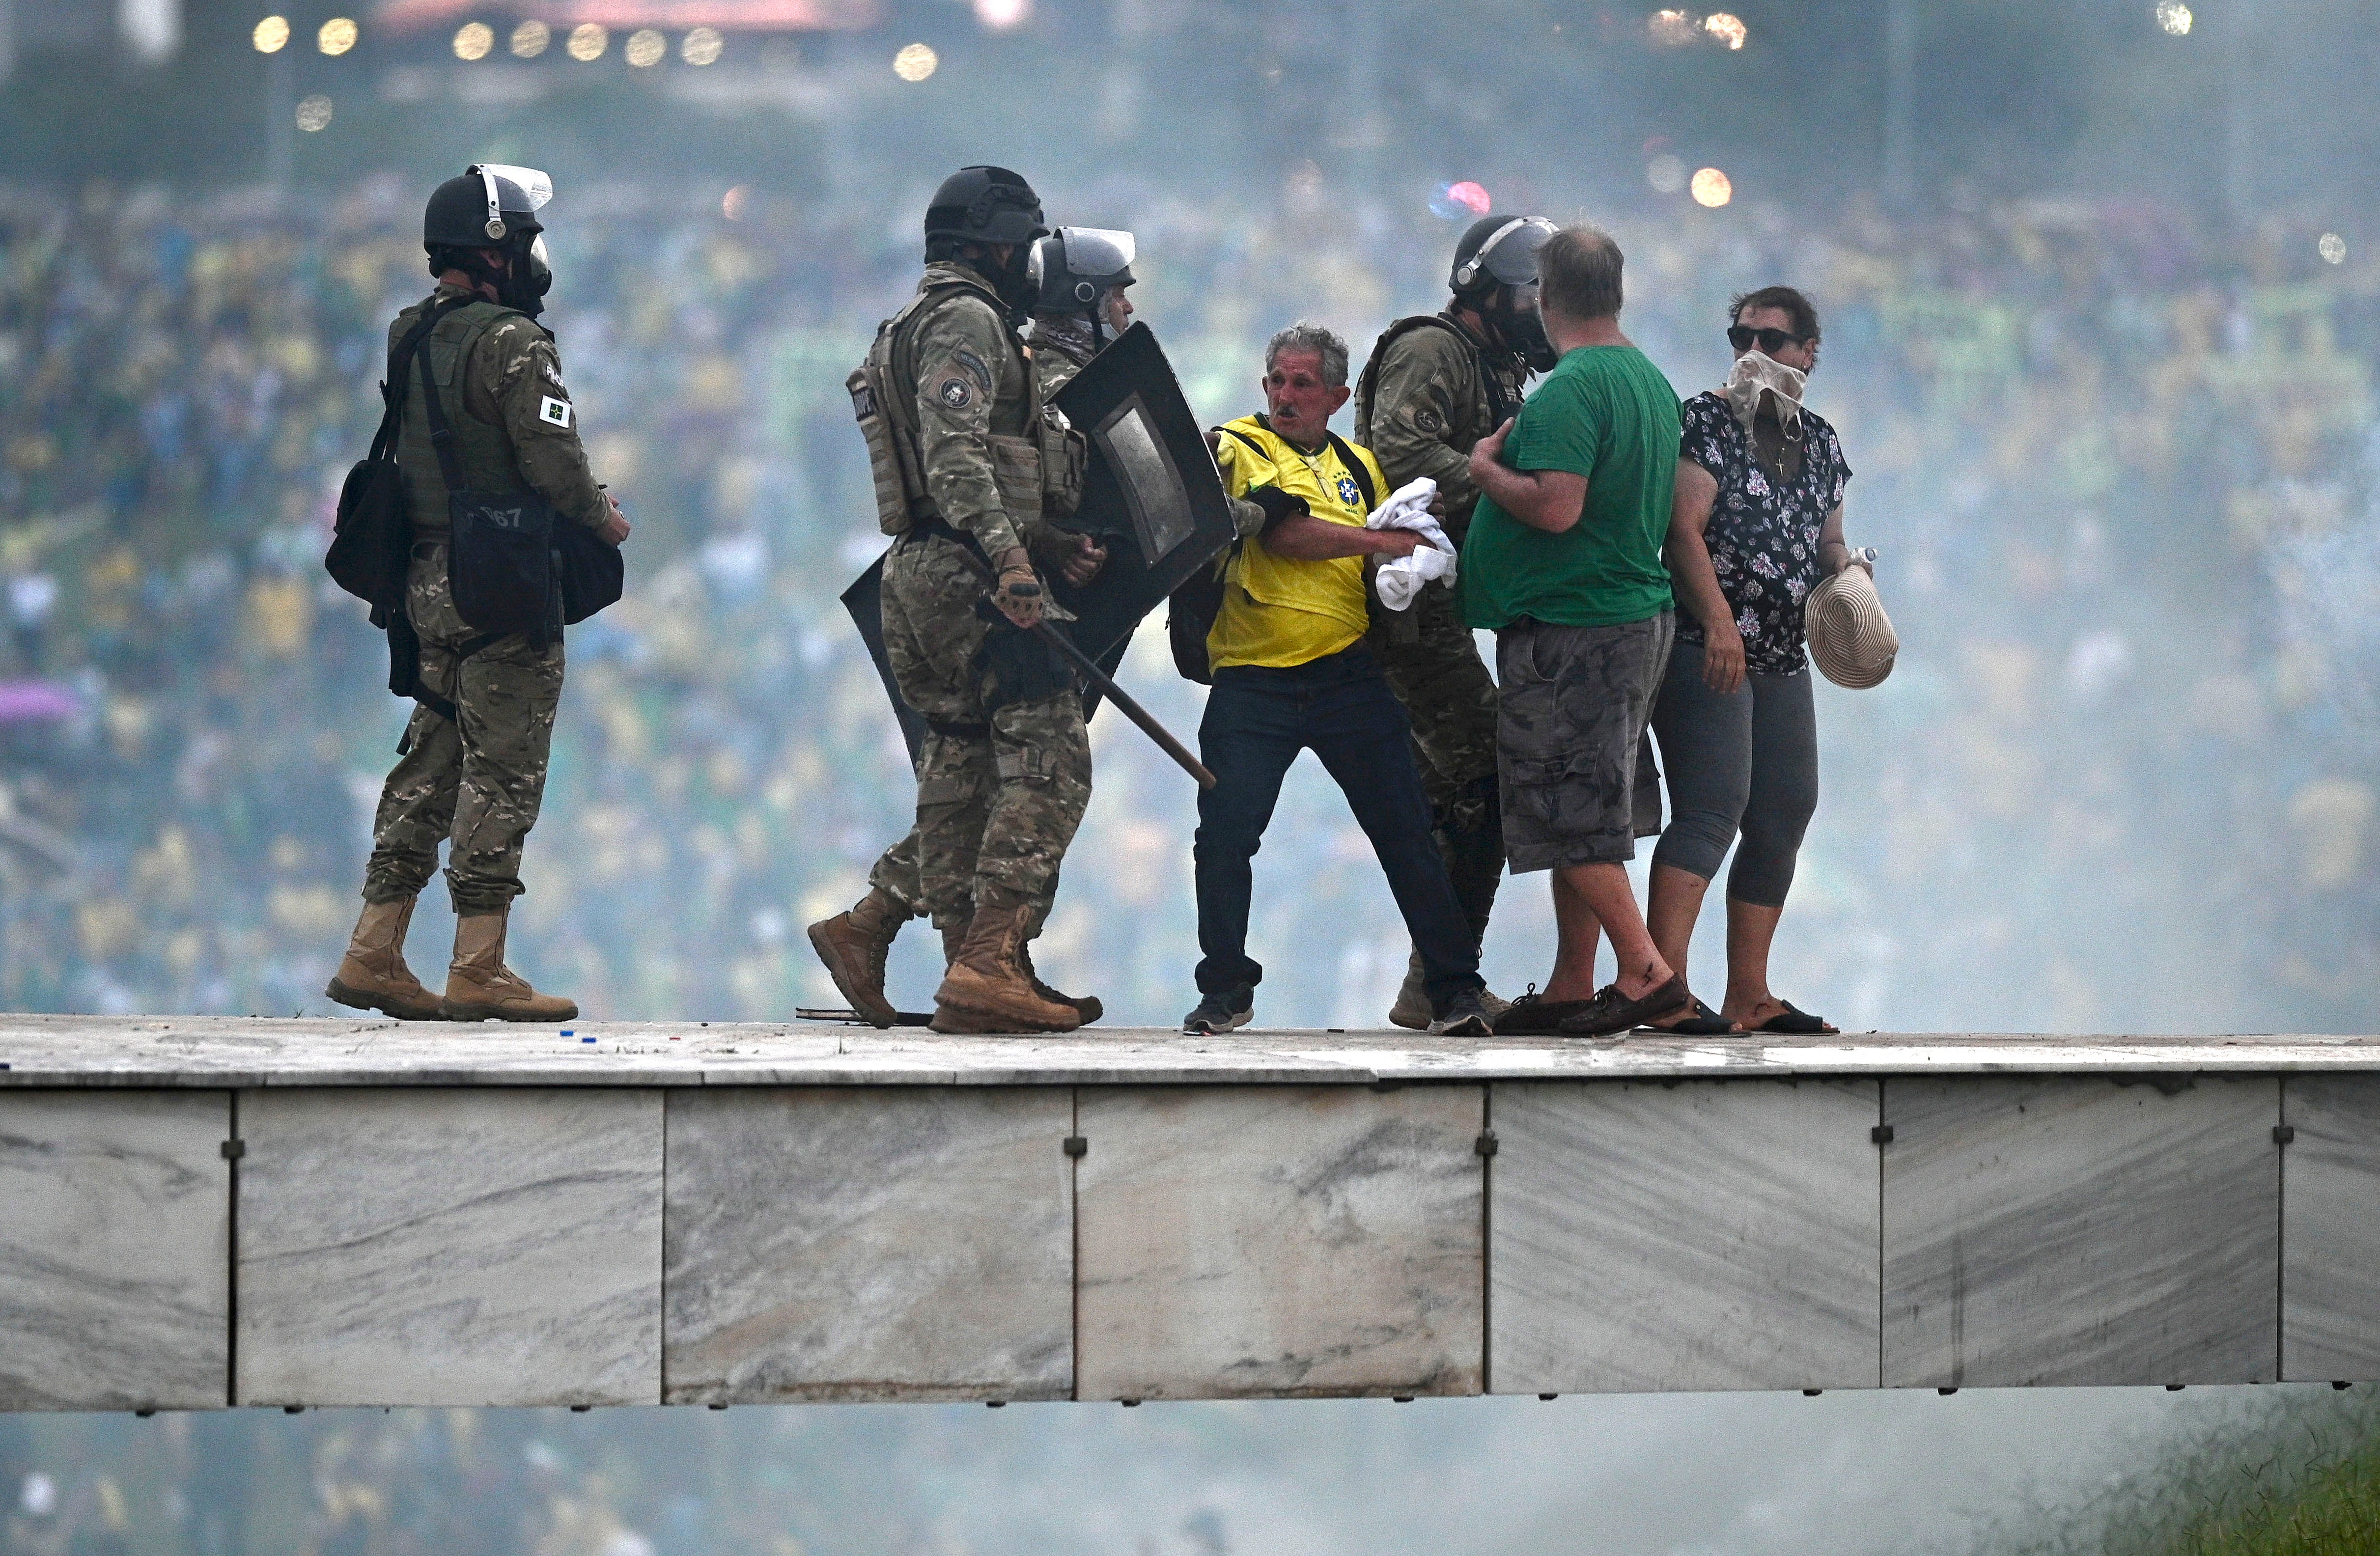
[0, 1016, 2374, 1089]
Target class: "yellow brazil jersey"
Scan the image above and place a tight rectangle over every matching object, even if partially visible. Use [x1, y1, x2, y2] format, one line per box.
[1206, 415, 1388, 672]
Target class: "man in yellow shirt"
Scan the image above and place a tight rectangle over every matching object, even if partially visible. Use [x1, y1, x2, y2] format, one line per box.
[1183, 322, 1494, 1036]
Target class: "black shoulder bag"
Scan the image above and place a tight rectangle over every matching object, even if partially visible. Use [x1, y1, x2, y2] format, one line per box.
[417, 336, 559, 642]
[325, 298, 465, 615]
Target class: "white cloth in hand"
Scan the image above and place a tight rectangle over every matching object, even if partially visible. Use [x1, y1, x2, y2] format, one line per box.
[1367, 476, 1456, 611]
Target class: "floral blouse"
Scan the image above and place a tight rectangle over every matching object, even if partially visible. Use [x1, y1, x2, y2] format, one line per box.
[1675, 390, 1853, 676]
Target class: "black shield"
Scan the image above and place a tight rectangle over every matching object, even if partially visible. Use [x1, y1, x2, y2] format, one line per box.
[1045, 322, 1236, 663]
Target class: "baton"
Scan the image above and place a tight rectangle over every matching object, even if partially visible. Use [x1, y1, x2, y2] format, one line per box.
[953, 547, 1217, 790]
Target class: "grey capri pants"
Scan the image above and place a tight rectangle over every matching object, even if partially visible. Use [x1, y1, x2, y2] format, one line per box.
[1647, 638, 1817, 908]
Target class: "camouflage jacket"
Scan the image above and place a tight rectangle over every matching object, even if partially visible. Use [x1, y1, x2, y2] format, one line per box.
[904, 261, 1037, 559]
[1353, 311, 1530, 545]
[1026, 314, 1098, 400]
[389, 280, 606, 534]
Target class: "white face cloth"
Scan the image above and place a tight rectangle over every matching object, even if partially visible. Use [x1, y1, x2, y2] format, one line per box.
[1366, 476, 1456, 611]
[1722, 349, 1808, 439]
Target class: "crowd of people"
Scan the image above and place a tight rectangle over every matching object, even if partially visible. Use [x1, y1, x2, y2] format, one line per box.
[0, 170, 2371, 1032]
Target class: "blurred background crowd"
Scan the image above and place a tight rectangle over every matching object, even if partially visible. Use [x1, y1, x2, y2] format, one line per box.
[0, 162, 2372, 1030]
[3, 0, 2380, 1552]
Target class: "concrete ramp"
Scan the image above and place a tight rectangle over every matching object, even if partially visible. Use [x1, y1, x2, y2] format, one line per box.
[2, 1017, 2375, 1411]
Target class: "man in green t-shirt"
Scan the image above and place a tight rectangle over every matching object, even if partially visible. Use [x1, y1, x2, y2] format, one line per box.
[1460, 225, 1688, 1038]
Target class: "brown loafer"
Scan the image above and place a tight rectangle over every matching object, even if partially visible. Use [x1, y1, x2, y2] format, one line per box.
[1556, 975, 1691, 1038]
[1492, 990, 1598, 1036]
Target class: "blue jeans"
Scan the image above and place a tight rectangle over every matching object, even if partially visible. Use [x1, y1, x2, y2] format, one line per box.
[1192, 646, 1484, 1011]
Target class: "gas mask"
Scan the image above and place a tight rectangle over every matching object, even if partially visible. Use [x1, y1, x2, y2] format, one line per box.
[1492, 282, 1559, 372]
[473, 163, 555, 318]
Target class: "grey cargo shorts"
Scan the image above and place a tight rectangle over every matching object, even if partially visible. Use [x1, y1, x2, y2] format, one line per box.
[1493, 611, 1674, 873]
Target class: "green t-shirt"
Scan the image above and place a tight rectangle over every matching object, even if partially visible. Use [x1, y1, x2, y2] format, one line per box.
[1460, 344, 1680, 630]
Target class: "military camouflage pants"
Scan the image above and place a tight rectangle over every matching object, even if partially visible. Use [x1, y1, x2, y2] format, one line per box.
[870, 531, 1091, 930]
[362, 545, 563, 915]
[1373, 583, 1504, 939]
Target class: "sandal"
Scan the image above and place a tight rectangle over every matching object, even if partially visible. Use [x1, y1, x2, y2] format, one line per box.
[1635, 999, 1739, 1036]
[1749, 1000, 1838, 1035]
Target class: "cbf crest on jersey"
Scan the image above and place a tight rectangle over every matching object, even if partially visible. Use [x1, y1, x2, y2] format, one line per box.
[1337, 471, 1363, 508]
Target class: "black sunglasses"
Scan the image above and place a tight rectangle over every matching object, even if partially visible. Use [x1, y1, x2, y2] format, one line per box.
[1728, 325, 1810, 354]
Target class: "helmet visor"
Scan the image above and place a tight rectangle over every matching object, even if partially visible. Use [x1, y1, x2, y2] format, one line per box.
[1057, 227, 1136, 281]
[1477, 218, 1555, 287]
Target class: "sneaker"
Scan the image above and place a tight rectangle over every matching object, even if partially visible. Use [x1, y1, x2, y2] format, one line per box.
[1182, 984, 1254, 1035]
[1428, 988, 1495, 1036]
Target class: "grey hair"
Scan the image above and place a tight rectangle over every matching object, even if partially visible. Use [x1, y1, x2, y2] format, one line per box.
[1264, 320, 1350, 388]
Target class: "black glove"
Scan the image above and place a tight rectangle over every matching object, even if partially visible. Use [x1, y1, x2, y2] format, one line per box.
[1243, 484, 1309, 531]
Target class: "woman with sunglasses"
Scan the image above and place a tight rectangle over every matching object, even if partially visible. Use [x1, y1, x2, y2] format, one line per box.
[1639, 286, 1860, 1035]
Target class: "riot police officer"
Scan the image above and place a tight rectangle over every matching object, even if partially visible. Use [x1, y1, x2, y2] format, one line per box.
[327, 165, 629, 1023]
[1026, 226, 1138, 398]
[808, 166, 1105, 1033]
[1353, 214, 1558, 1028]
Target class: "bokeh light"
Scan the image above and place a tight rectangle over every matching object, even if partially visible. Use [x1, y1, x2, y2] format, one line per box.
[567, 23, 607, 60]
[2320, 232, 2349, 265]
[682, 26, 724, 65]
[625, 28, 666, 67]
[510, 19, 549, 56]
[723, 186, 749, 221]
[451, 22, 492, 60]
[251, 15, 289, 53]
[2155, 2, 2192, 35]
[317, 17, 356, 55]
[1428, 180, 1492, 220]
[1690, 167, 1733, 207]
[1648, 9, 1698, 46]
[974, 0, 1032, 28]
[1703, 12, 1746, 49]
[893, 43, 938, 81]
[1646, 153, 1687, 194]
[294, 94, 332, 132]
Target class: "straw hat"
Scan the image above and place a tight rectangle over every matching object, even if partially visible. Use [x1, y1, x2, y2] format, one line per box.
[1805, 566, 1898, 688]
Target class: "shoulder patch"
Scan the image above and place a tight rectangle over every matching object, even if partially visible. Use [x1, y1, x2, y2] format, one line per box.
[1413, 407, 1444, 434]
[537, 396, 573, 429]
[540, 362, 567, 390]
[952, 347, 994, 393]
[936, 375, 974, 411]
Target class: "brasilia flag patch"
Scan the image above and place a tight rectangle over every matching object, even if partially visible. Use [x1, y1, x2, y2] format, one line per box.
[538, 396, 573, 429]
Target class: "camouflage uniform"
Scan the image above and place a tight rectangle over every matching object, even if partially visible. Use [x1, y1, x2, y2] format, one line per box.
[1026, 314, 1099, 399]
[1353, 311, 1529, 945]
[863, 262, 1092, 933]
[361, 280, 607, 914]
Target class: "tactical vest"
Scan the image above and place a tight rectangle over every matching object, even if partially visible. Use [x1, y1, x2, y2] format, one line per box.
[849, 273, 1082, 538]
[1354, 312, 1523, 455]
[394, 299, 538, 535]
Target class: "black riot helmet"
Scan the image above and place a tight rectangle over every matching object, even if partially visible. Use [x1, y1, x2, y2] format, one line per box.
[923, 165, 1047, 247]
[1450, 214, 1558, 372]
[923, 165, 1047, 314]
[1031, 227, 1136, 340]
[423, 164, 555, 319]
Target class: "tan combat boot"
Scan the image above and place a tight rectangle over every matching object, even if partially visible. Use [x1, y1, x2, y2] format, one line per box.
[1389, 948, 1509, 1031]
[930, 904, 1081, 1034]
[1018, 942, 1103, 1026]
[806, 886, 910, 1028]
[326, 897, 447, 1021]
[441, 906, 579, 1022]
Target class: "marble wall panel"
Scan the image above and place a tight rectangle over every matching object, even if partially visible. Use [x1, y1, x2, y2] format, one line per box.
[1490, 1078, 1881, 1394]
[2282, 1075, 2380, 1382]
[0, 1091, 229, 1411]
[1076, 1084, 1483, 1400]
[664, 1087, 1073, 1403]
[236, 1088, 663, 1407]
[1882, 1075, 2278, 1388]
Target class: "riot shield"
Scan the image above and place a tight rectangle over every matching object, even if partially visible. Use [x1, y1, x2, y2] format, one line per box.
[1045, 322, 1237, 664]
[839, 557, 931, 766]
[841, 322, 1230, 761]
